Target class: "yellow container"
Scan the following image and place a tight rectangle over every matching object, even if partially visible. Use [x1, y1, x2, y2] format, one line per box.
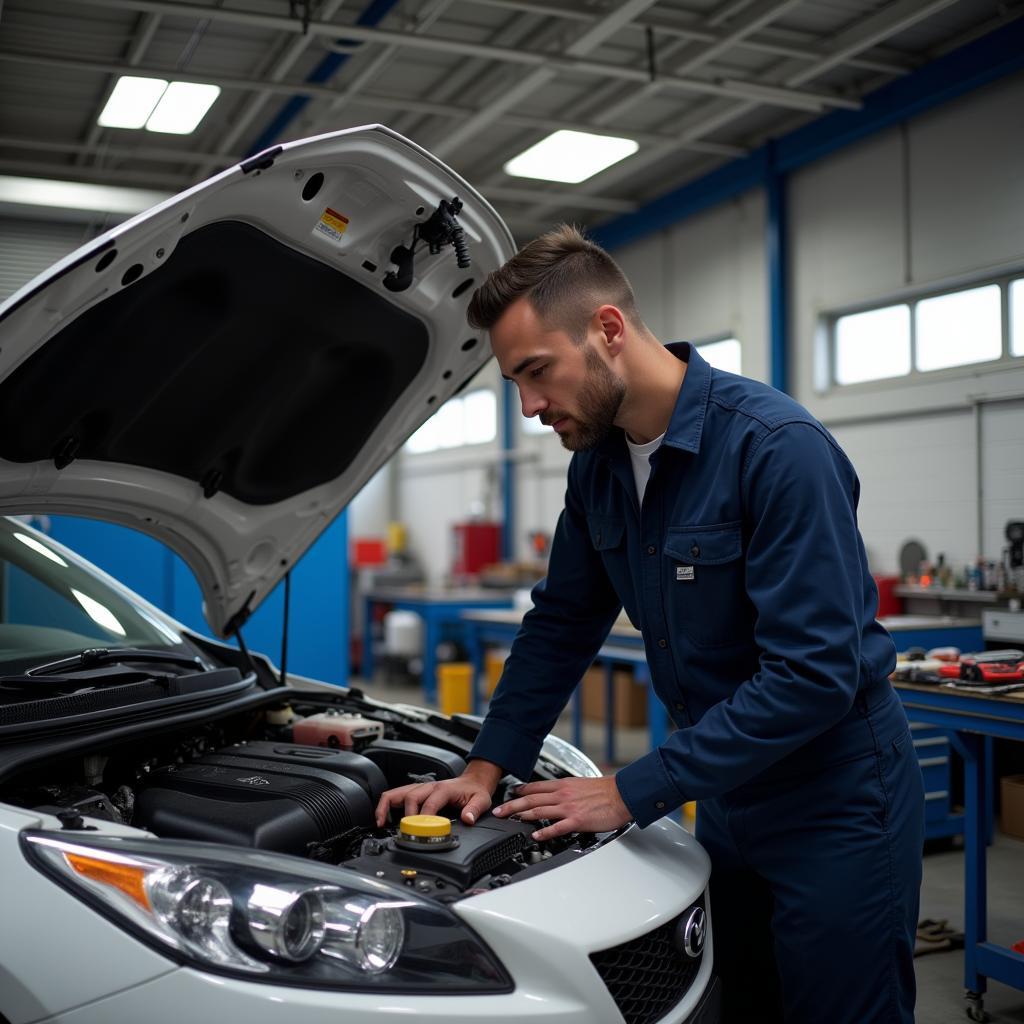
[437, 662, 474, 716]
[484, 649, 509, 696]
[387, 521, 407, 555]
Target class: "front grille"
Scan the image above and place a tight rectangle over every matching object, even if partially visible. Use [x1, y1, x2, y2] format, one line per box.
[590, 894, 706, 1024]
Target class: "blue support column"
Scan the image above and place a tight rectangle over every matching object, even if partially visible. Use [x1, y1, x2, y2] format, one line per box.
[501, 378, 516, 560]
[765, 146, 789, 395]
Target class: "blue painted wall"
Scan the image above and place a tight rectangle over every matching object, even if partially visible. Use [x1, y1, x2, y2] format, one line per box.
[40, 512, 349, 685]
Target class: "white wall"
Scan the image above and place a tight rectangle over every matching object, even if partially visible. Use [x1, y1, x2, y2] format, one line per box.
[348, 464, 391, 541]
[394, 361, 504, 584]
[787, 72, 1024, 572]
[615, 188, 769, 383]
[377, 74, 1024, 582]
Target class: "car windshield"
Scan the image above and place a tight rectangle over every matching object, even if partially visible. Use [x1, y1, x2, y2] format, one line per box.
[0, 518, 185, 671]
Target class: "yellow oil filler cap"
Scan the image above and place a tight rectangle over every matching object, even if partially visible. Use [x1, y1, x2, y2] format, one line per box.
[396, 815, 458, 851]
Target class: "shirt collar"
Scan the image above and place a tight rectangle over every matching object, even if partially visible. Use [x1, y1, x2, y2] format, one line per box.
[661, 341, 711, 454]
[595, 341, 711, 460]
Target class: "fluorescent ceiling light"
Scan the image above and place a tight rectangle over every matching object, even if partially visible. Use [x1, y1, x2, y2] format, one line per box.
[0, 175, 173, 216]
[145, 82, 221, 135]
[97, 77, 220, 135]
[503, 130, 639, 184]
[98, 76, 168, 129]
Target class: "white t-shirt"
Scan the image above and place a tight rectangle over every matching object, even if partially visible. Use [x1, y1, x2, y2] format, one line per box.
[625, 431, 665, 506]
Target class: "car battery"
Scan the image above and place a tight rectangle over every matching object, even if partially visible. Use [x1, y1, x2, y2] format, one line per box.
[292, 711, 385, 750]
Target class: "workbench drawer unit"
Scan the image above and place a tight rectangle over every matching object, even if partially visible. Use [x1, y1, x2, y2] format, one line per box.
[909, 721, 964, 839]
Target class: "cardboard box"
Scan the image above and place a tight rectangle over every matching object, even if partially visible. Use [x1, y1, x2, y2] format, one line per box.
[580, 665, 647, 728]
[1001, 774, 1024, 840]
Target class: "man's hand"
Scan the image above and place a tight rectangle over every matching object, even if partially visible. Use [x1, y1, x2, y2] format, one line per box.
[491, 776, 632, 841]
[375, 759, 503, 828]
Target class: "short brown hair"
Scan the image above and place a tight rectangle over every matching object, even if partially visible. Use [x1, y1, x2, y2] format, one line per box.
[467, 224, 641, 341]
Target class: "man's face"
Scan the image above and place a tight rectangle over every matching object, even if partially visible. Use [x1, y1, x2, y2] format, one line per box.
[491, 297, 625, 452]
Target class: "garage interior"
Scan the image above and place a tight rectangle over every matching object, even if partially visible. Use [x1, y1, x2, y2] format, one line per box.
[1, 1, 1023, 1021]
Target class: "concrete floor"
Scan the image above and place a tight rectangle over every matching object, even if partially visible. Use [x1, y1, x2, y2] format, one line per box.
[358, 675, 1024, 1022]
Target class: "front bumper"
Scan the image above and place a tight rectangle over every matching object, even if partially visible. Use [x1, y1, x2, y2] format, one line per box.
[685, 975, 722, 1024]
[8, 816, 713, 1024]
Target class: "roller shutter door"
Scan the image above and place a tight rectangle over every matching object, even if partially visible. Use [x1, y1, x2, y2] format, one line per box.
[0, 216, 92, 302]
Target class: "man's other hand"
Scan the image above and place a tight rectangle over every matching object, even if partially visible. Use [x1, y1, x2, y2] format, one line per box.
[491, 776, 632, 841]
[375, 759, 502, 828]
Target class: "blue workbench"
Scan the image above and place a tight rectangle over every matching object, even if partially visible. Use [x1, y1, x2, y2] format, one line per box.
[896, 682, 1024, 1021]
[881, 614, 984, 654]
[885, 615, 985, 841]
[460, 608, 669, 765]
[362, 588, 514, 702]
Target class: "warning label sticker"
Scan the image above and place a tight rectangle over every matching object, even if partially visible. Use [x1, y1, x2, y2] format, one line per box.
[313, 207, 350, 243]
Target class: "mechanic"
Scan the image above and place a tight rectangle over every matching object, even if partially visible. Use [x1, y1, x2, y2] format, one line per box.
[377, 225, 925, 1023]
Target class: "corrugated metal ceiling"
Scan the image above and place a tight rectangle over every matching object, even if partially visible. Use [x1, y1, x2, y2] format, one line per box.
[0, 0, 1021, 238]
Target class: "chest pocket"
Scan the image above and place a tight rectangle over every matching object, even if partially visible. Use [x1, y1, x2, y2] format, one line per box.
[588, 514, 625, 552]
[586, 513, 634, 609]
[664, 522, 748, 648]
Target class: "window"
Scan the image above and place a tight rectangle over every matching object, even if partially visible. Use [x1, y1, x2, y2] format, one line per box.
[404, 389, 496, 453]
[696, 337, 742, 375]
[1011, 278, 1024, 357]
[915, 285, 1001, 371]
[830, 274, 1023, 388]
[834, 305, 911, 385]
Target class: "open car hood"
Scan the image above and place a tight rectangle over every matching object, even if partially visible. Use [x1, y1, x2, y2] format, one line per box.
[0, 125, 515, 637]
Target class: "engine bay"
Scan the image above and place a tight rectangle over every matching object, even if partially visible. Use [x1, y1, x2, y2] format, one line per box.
[1, 688, 603, 902]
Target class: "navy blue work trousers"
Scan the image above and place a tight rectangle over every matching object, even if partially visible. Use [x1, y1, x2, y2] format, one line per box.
[696, 687, 925, 1023]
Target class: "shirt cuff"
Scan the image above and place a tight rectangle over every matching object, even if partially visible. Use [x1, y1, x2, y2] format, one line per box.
[469, 715, 545, 781]
[616, 748, 684, 828]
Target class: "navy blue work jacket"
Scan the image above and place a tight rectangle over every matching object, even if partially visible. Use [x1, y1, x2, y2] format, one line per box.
[470, 343, 897, 827]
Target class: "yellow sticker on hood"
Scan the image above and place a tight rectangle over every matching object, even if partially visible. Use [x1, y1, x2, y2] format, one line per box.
[314, 207, 350, 243]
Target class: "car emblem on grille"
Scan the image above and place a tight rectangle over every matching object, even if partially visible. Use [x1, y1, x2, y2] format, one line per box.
[676, 906, 706, 959]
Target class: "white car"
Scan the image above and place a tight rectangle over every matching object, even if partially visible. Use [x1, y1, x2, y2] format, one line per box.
[0, 126, 718, 1024]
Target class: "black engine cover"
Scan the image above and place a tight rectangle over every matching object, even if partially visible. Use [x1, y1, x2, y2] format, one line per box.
[133, 748, 377, 854]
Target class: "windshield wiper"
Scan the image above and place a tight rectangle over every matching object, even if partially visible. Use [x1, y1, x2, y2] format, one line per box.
[26, 647, 205, 677]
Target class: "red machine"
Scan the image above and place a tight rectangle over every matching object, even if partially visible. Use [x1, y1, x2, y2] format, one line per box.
[937, 650, 1024, 684]
[452, 521, 501, 577]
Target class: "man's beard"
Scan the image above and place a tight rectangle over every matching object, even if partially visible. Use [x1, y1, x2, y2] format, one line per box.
[552, 345, 626, 452]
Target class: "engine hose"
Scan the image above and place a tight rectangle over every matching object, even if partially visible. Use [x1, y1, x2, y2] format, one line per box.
[451, 227, 471, 269]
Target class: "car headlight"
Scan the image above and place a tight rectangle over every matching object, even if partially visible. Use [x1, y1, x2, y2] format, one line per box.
[22, 832, 511, 993]
[538, 733, 602, 779]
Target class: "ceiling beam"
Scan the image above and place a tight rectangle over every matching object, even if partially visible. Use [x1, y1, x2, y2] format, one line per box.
[671, 0, 807, 78]
[0, 50, 748, 159]
[431, 0, 662, 159]
[75, 0, 861, 112]
[783, 0, 960, 86]
[517, 0, 961, 222]
[587, 0, 806, 128]
[462, 0, 912, 75]
[199, 0, 348, 170]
